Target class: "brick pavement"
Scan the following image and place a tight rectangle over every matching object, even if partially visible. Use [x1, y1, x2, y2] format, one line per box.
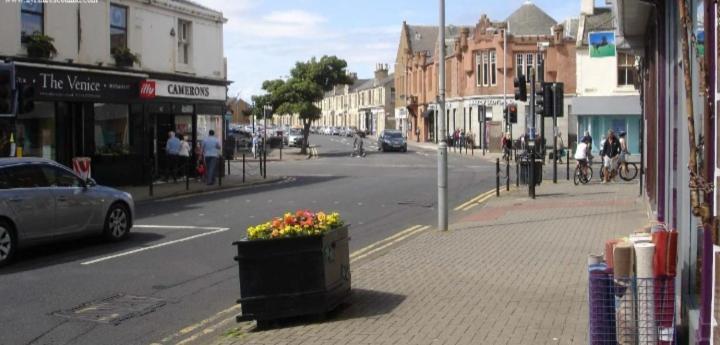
[212, 180, 648, 345]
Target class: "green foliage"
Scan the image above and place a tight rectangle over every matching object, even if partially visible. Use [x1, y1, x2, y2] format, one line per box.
[24, 33, 57, 58]
[111, 47, 140, 65]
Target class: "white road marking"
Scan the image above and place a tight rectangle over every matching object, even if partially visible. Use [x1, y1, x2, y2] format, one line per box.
[81, 226, 230, 265]
[132, 225, 227, 230]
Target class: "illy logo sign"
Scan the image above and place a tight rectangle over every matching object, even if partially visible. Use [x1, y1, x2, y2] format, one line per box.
[139, 81, 156, 99]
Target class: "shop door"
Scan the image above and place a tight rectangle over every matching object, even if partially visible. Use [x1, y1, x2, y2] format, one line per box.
[155, 114, 175, 175]
[55, 102, 85, 167]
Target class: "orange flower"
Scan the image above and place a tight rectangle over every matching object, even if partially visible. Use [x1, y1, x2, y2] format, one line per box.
[284, 214, 295, 225]
[296, 210, 305, 218]
[272, 218, 283, 229]
[302, 218, 314, 227]
[271, 229, 280, 238]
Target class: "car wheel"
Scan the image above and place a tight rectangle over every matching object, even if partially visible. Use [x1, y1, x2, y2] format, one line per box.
[0, 220, 17, 267]
[104, 203, 131, 241]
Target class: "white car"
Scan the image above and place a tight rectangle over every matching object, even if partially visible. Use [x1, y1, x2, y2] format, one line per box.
[287, 130, 304, 147]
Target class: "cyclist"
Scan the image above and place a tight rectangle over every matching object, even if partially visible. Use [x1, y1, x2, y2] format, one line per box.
[601, 130, 621, 183]
[501, 132, 511, 162]
[574, 136, 591, 177]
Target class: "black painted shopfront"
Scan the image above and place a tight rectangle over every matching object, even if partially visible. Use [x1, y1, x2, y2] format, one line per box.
[0, 61, 227, 186]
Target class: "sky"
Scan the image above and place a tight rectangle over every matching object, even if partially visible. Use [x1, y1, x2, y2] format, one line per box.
[195, 0, 600, 101]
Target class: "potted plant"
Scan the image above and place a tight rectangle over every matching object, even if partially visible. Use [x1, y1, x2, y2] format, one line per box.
[24, 33, 57, 59]
[232, 210, 351, 326]
[111, 47, 140, 67]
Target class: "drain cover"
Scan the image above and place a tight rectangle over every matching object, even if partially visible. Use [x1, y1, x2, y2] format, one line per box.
[52, 294, 166, 325]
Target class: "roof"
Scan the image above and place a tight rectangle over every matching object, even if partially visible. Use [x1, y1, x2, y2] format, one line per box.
[171, 0, 223, 16]
[0, 157, 57, 167]
[580, 8, 614, 45]
[506, 2, 557, 36]
[406, 25, 472, 59]
[349, 79, 373, 92]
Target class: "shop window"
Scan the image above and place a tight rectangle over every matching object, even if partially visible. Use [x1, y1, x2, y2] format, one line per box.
[197, 115, 223, 142]
[178, 19, 191, 65]
[15, 102, 55, 159]
[617, 52, 636, 86]
[110, 4, 128, 51]
[515, 54, 524, 79]
[94, 103, 129, 155]
[175, 115, 193, 139]
[21, 2, 43, 40]
[525, 53, 534, 81]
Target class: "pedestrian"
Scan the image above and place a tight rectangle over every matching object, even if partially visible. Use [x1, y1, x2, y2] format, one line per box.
[618, 131, 629, 173]
[601, 130, 621, 183]
[501, 132, 511, 161]
[556, 133, 565, 163]
[165, 131, 181, 182]
[178, 134, 190, 176]
[201, 130, 221, 185]
[252, 133, 259, 159]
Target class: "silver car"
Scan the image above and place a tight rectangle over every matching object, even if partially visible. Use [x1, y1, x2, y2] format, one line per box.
[287, 129, 304, 147]
[0, 158, 135, 266]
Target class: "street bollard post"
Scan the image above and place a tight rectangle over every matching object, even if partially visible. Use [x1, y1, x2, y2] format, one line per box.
[506, 159, 510, 191]
[242, 153, 246, 183]
[566, 150, 570, 180]
[227, 158, 231, 176]
[218, 158, 223, 187]
[263, 148, 267, 179]
[516, 160, 519, 187]
[280, 144, 282, 160]
[185, 157, 190, 191]
[496, 158, 500, 197]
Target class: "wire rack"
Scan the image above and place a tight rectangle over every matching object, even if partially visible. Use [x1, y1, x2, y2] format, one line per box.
[588, 272, 676, 344]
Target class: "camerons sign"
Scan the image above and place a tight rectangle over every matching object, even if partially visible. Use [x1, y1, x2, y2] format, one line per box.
[15, 66, 140, 101]
[140, 79, 226, 101]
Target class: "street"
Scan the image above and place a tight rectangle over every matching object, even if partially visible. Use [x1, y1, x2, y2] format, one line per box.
[0, 135, 497, 345]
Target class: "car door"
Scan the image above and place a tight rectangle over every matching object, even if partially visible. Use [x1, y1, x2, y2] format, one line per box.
[41, 165, 97, 234]
[3, 164, 56, 240]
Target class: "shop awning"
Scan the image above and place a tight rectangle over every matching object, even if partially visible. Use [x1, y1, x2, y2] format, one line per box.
[573, 95, 641, 116]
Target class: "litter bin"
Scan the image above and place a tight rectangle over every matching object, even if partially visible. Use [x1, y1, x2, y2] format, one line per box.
[519, 159, 543, 186]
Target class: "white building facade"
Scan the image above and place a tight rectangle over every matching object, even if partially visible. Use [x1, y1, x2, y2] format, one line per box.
[0, 0, 228, 186]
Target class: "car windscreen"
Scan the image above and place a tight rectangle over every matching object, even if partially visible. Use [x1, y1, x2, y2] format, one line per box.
[384, 132, 403, 139]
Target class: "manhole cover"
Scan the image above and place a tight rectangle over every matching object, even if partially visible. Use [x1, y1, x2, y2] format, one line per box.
[397, 200, 433, 208]
[52, 294, 166, 325]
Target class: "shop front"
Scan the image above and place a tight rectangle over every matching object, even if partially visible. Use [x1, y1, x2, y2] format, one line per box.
[1, 62, 226, 186]
[573, 95, 641, 155]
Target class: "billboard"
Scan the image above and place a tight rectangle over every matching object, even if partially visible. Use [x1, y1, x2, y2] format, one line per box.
[588, 31, 616, 58]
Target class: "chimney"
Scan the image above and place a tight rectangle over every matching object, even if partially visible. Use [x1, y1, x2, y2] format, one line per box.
[374, 63, 389, 81]
[580, 0, 594, 15]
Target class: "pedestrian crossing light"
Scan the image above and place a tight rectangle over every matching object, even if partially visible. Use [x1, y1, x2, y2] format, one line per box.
[513, 75, 527, 102]
[508, 104, 518, 124]
[0, 64, 14, 115]
[535, 83, 552, 117]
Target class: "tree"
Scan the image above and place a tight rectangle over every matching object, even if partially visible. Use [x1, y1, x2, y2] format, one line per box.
[255, 56, 352, 154]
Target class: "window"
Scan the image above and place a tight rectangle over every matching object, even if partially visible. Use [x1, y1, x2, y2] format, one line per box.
[110, 4, 128, 51]
[178, 19, 191, 64]
[617, 53, 636, 86]
[42, 166, 83, 188]
[482, 52, 489, 86]
[94, 103, 129, 155]
[489, 50, 497, 85]
[525, 53, 534, 81]
[476, 53, 483, 86]
[5, 165, 49, 188]
[515, 54, 524, 79]
[15, 102, 55, 160]
[0, 170, 10, 189]
[21, 2, 43, 39]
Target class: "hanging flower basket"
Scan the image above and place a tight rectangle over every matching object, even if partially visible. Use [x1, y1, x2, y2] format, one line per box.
[233, 211, 351, 326]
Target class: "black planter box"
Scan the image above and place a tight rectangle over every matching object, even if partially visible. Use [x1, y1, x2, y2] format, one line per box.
[232, 226, 351, 323]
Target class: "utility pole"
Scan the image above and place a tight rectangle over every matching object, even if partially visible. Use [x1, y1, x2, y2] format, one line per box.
[552, 83, 557, 183]
[437, 0, 448, 231]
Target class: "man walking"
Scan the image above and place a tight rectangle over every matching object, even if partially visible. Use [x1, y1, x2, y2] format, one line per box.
[202, 130, 221, 185]
[601, 130, 621, 183]
[165, 131, 181, 182]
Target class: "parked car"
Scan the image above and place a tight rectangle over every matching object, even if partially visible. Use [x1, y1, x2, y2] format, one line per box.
[377, 130, 407, 152]
[0, 158, 135, 267]
[229, 129, 253, 151]
[331, 127, 341, 136]
[287, 129, 305, 147]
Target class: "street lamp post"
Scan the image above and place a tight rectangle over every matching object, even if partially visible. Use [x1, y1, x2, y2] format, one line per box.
[437, 0, 448, 231]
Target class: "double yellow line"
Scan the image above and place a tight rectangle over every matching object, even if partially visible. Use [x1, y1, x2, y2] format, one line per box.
[453, 189, 497, 212]
[160, 223, 431, 345]
[350, 224, 430, 262]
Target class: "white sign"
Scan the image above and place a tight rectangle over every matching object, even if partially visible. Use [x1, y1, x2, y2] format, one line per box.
[395, 107, 408, 119]
[143, 79, 226, 101]
[467, 98, 507, 107]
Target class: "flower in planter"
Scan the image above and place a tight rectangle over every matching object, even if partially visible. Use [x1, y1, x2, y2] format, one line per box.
[247, 210, 344, 240]
[111, 47, 140, 67]
[24, 33, 57, 59]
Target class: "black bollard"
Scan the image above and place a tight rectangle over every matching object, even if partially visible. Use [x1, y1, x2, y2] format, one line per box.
[242, 153, 246, 183]
[496, 158, 500, 197]
[516, 160, 519, 187]
[263, 148, 267, 179]
[185, 157, 190, 191]
[506, 159, 510, 191]
[218, 158, 223, 187]
[566, 150, 570, 181]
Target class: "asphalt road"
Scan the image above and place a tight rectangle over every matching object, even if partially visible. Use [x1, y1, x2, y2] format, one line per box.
[0, 134, 497, 345]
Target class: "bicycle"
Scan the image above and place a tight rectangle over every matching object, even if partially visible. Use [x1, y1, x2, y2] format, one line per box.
[574, 160, 593, 185]
[599, 156, 638, 182]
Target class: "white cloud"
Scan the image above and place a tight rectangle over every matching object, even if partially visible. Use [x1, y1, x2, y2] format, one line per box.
[263, 10, 326, 25]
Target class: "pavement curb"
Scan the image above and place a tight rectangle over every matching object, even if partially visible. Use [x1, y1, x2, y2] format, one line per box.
[135, 176, 289, 204]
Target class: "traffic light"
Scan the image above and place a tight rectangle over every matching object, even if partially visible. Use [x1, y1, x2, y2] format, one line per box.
[513, 75, 527, 102]
[508, 104, 517, 124]
[535, 82, 553, 117]
[552, 83, 564, 117]
[17, 83, 35, 114]
[0, 64, 14, 115]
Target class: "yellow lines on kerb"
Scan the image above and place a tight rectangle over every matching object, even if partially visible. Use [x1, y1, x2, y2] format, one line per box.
[350, 224, 430, 262]
[454, 189, 495, 211]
